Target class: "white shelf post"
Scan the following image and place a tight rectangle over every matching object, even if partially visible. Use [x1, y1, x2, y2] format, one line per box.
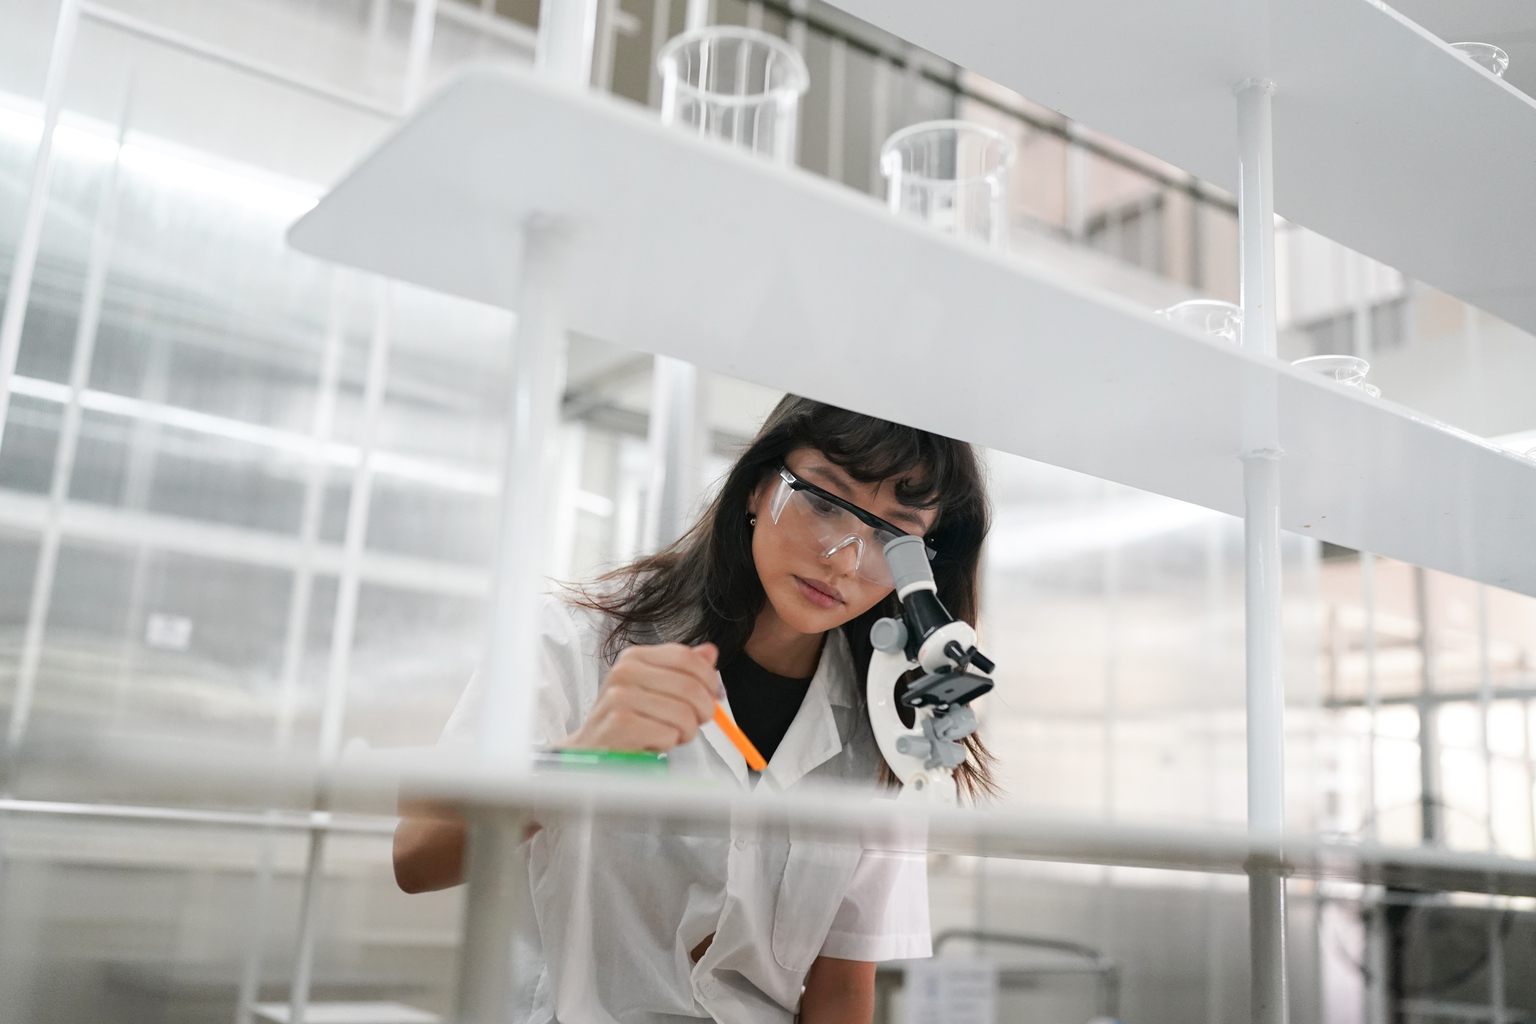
[454, 809, 536, 1024]
[477, 218, 574, 775]
[454, 204, 575, 1024]
[1236, 75, 1289, 1024]
[454, 4, 597, 1022]
[0, 0, 81, 460]
[645, 355, 704, 552]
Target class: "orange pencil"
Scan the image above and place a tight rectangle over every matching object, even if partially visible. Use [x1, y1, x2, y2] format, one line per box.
[712, 703, 768, 772]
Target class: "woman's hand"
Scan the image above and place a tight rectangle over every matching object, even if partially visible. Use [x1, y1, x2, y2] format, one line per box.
[564, 642, 720, 752]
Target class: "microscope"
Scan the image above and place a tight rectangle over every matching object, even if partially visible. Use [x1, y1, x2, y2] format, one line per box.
[866, 535, 995, 803]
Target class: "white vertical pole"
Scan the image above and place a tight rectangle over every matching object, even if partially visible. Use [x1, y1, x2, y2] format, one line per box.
[1489, 903, 1507, 1024]
[454, 810, 535, 1024]
[1236, 75, 1289, 1024]
[644, 356, 702, 552]
[869, 57, 890, 194]
[1065, 121, 1087, 243]
[826, 37, 847, 183]
[235, 278, 349, 1024]
[1187, 174, 1204, 289]
[647, 0, 708, 540]
[592, 0, 621, 92]
[645, 0, 673, 107]
[455, 7, 592, 1022]
[1361, 552, 1379, 842]
[275, 279, 351, 752]
[1525, 699, 1536, 857]
[1102, 490, 1120, 823]
[288, 281, 392, 1024]
[1364, 897, 1387, 1024]
[537, 0, 600, 85]
[5, 111, 122, 757]
[787, 0, 808, 60]
[317, 284, 392, 766]
[0, 0, 82, 457]
[478, 219, 572, 768]
[1203, 519, 1226, 1024]
[1414, 566, 1441, 846]
[1464, 304, 1485, 436]
[1478, 585, 1496, 853]
[403, 0, 440, 108]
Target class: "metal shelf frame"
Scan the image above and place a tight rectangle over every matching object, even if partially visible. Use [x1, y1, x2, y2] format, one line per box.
[6, 2, 1536, 1024]
[276, 0, 1536, 1018]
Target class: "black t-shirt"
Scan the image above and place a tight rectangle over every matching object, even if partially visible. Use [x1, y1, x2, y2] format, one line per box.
[719, 653, 814, 765]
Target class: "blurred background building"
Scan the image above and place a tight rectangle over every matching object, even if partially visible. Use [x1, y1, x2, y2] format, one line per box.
[0, 1, 1534, 1022]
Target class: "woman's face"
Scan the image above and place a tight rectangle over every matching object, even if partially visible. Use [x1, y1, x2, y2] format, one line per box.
[748, 447, 939, 637]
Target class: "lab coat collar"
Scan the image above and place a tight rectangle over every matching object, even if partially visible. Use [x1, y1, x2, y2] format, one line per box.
[700, 627, 858, 791]
[765, 627, 855, 791]
[701, 688, 749, 784]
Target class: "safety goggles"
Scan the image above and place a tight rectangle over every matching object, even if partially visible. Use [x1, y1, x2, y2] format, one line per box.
[767, 466, 937, 586]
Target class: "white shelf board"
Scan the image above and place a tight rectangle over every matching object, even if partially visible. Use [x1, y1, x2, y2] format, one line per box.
[287, 68, 1536, 596]
[824, 0, 1536, 337]
[22, 735, 1536, 899]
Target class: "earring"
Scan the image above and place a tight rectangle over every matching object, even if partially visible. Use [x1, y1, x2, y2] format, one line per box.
[749, 514, 757, 526]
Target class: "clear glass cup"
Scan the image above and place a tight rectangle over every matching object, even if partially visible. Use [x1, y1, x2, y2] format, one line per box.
[1451, 42, 1510, 79]
[880, 120, 1016, 249]
[1292, 354, 1381, 398]
[1156, 299, 1243, 343]
[657, 27, 810, 166]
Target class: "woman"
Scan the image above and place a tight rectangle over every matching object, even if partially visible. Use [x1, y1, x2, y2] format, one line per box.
[395, 395, 995, 1023]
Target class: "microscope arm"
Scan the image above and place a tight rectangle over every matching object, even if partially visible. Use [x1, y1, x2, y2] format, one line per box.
[866, 646, 955, 802]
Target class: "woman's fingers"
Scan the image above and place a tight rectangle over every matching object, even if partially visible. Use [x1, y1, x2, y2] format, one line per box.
[628, 642, 720, 686]
[615, 645, 720, 720]
[693, 643, 722, 695]
[569, 642, 724, 752]
[607, 683, 707, 736]
[595, 706, 688, 752]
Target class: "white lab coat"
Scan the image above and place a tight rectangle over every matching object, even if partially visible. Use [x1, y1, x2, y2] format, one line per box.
[441, 596, 931, 1024]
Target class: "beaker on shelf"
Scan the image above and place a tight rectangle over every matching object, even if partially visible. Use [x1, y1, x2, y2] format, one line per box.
[657, 27, 810, 166]
[880, 120, 1016, 249]
[1156, 299, 1242, 343]
[1451, 42, 1510, 79]
[1291, 355, 1381, 398]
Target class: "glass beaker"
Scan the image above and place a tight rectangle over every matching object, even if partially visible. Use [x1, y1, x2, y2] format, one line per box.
[880, 120, 1016, 249]
[1292, 355, 1381, 397]
[1156, 299, 1243, 343]
[1451, 42, 1510, 78]
[657, 27, 810, 166]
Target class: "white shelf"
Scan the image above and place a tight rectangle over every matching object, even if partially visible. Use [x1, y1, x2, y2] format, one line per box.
[824, 0, 1536, 337]
[287, 68, 1536, 596]
[21, 736, 1536, 899]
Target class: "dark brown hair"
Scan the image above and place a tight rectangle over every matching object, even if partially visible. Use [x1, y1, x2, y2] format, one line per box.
[571, 395, 999, 801]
